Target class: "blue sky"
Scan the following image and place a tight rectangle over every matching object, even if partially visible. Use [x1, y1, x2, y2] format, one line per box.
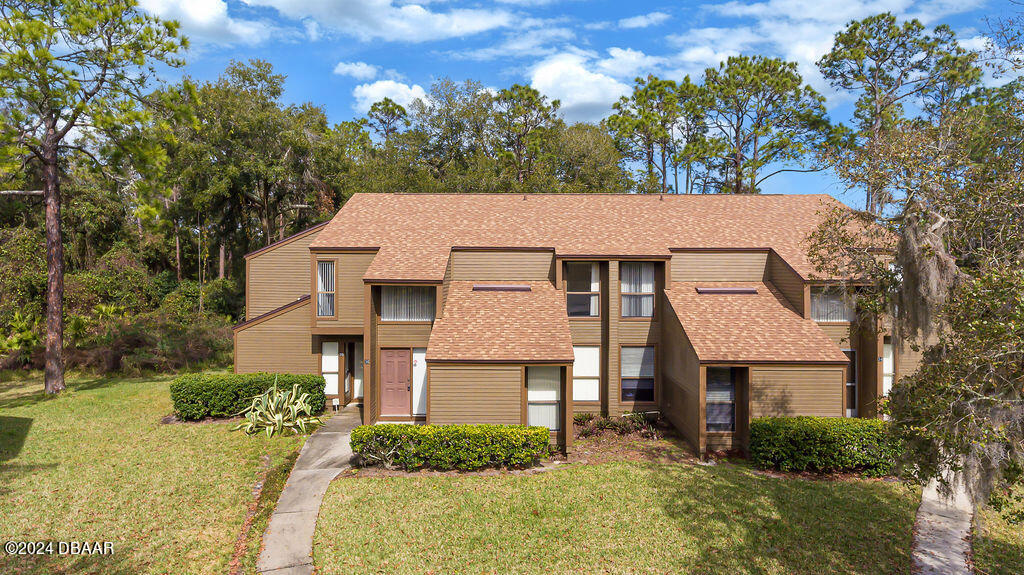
[139, 0, 1015, 202]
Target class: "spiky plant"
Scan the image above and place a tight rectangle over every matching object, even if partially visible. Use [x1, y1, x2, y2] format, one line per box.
[232, 377, 323, 438]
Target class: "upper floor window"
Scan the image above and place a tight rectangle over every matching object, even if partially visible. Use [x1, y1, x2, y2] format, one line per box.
[565, 262, 599, 317]
[810, 287, 855, 322]
[316, 261, 335, 317]
[620, 262, 655, 318]
[381, 286, 436, 322]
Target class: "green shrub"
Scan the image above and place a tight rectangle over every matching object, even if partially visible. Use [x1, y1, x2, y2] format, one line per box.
[350, 424, 550, 471]
[573, 412, 596, 425]
[169, 373, 327, 421]
[749, 416, 900, 477]
[574, 411, 663, 439]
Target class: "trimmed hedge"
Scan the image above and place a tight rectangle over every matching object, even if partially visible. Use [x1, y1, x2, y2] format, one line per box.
[350, 424, 550, 471]
[749, 416, 899, 477]
[170, 373, 326, 420]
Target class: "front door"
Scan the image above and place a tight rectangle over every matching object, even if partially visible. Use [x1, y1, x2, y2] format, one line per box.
[380, 349, 411, 416]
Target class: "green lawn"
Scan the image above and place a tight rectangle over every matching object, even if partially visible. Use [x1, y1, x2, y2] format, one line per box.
[314, 442, 921, 574]
[0, 372, 303, 575]
[974, 486, 1024, 575]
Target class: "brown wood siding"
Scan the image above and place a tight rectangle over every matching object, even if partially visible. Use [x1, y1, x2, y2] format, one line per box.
[377, 323, 432, 348]
[569, 319, 601, 345]
[314, 252, 376, 329]
[766, 251, 805, 316]
[670, 251, 768, 283]
[427, 365, 522, 424]
[247, 230, 320, 319]
[619, 319, 658, 344]
[607, 261, 621, 415]
[235, 301, 316, 374]
[749, 367, 844, 418]
[660, 299, 700, 450]
[367, 287, 379, 423]
[898, 342, 926, 380]
[440, 254, 452, 316]
[449, 250, 554, 282]
[818, 322, 852, 348]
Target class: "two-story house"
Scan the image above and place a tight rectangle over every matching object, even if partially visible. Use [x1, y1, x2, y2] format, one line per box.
[233, 193, 915, 452]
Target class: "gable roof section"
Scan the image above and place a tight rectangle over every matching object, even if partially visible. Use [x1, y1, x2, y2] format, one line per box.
[664, 281, 849, 364]
[245, 221, 328, 260]
[311, 193, 845, 282]
[426, 281, 574, 363]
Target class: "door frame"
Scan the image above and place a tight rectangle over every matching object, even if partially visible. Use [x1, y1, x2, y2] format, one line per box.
[378, 347, 414, 418]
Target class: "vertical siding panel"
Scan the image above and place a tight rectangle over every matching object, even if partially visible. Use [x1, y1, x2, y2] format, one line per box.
[427, 365, 522, 424]
[749, 367, 844, 417]
[659, 301, 700, 450]
[235, 301, 316, 374]
[449, 251, 554, 281]
[670, 251, 768, 282]
[246, 229, 322, 318]
[607, 261, 620, 416]
[766, 251, 805, 316]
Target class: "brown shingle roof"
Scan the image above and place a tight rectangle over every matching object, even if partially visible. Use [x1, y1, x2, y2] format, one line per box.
[310, 193, 845, 282]
[664, 281, 849, 364]
[426, 281, 574, 363]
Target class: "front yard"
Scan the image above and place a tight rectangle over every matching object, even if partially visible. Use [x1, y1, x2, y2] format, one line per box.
[0, 372, 303, 574]
[315, 436, 922, 574]
[974, 484, 1024, 575]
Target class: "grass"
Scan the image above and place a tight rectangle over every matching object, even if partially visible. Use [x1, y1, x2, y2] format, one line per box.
[973, 485, 1024, 575]
[0, 372, 304, 575]
[314, 438, 921, 574]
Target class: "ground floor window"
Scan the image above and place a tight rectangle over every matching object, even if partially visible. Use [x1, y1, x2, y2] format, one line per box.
[844, 350, 857, 417]
[620, 346, 655, 401]
[706, 367, 735, 432]
[527, 366, 561, 431]
[572, 346, 600, 402]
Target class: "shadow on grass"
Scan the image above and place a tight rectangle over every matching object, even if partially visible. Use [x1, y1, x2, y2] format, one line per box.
[0, 542, 144, 575]
[0, 376, 131, 411]
[644, 459, 917, 574]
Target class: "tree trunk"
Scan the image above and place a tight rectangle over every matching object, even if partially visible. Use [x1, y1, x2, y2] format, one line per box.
[218, 243, 225, 280]
[42, 145, 65, 395]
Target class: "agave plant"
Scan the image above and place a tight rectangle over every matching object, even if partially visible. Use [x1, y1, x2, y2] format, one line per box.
[232, 378, 323, 438]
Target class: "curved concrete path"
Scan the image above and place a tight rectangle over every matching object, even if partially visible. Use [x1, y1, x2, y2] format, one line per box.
[912, 475, 974, 575]
[257, 405, 361, 575]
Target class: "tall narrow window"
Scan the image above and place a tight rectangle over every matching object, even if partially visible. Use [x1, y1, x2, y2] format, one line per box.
[620, 262, 655, 318]
[381, 286, 436, 321]
[882, 336, 895, 396]
[316, 261, 335, 317]
[621, 346, 655, 401]
[527, 366, 560, 431]
[810, 287, 855, 322]
[844, 350, 858, 417]
[706, 367, 735, 432]
[572, 346, 600, 402]
[566, 262, 599, 317]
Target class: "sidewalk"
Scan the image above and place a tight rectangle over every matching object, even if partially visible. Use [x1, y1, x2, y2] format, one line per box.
[912, 475, 974, 575]
[256, 405, 362, 575]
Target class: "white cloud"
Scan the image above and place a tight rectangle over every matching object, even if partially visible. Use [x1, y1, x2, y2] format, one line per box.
[334, 61, 381, 80]
[596, 47, 666, 79]
[457, 26, 575, 61]
[140, 0, 276, 44]
[530, 52, 630, 122]
[619, 11, 671, 29]
[242, 0, 513, 42]
[352, 80, 427, 112]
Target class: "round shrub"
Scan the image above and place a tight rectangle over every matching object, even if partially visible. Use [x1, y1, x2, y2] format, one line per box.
[350, 424, 551, 471]
[749, 416, 900, 477]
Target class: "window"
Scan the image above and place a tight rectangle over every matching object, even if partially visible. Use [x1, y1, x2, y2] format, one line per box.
[810, 287, 855, 322]
[706, 367, 735, 432]
[844, 350, 858, 417]
[882, 336, 895, 396]
[381, 286, 436, 321]
[620, 346, 655, 401]
[620, 262, 655, 318]
[572, 346, 600, 402]
[316, 261, 335, 317]
[565, 262, 599, 317]
[527, 366, 560, 431]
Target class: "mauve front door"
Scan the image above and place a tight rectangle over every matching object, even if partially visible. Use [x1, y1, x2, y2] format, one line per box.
[380, 349, 411, 417]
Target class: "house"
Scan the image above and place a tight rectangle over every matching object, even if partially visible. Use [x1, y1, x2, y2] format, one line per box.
[233, 193, 918, 452]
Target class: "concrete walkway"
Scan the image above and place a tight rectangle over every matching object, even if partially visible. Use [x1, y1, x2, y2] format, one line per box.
[913, 475, 974, 575]
[257, 405, 361, 575]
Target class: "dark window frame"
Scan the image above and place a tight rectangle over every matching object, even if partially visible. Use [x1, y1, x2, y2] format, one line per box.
[565, 261, 600, 318]
[706, 367, 736, 433]
[620, 345, 656, 402]
[620, 261, 656, 319]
